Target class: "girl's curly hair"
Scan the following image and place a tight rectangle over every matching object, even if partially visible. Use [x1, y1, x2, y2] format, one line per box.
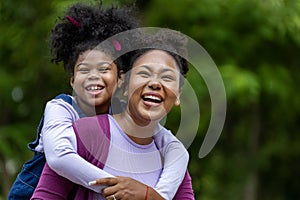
[50, 2, 139, 75]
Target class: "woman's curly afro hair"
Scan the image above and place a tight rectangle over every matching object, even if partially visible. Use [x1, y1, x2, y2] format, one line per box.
[50, 2, 139, 75]
[128, 29, 189, 87]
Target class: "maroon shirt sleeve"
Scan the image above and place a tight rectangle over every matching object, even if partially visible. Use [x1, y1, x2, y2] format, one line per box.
[173, 170, 195, 200]
[31, 163, 76, 200]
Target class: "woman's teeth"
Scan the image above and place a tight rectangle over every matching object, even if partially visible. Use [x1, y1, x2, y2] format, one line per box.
[143, 95, 162, 103]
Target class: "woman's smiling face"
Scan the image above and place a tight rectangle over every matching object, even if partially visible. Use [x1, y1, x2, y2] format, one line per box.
[125, 49, 182, 124]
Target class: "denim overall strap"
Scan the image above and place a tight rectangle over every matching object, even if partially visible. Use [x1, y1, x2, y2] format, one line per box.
[28, 94, 73, 151]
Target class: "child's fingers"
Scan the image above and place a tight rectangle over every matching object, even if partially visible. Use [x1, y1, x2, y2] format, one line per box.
[88, 180, 97, 186]
[88, 177, 118, 186]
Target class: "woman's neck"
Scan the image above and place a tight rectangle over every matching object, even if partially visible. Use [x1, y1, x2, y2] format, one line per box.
[113, 112, 159, 145]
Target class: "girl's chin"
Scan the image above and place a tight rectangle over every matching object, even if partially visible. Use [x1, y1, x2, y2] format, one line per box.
[86, 89, 104, 96]
[83, 100, 104, 108]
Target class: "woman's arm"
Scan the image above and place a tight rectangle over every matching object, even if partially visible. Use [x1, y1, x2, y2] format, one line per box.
[173, 171, 195, 200]
[42, 98, 114, 193]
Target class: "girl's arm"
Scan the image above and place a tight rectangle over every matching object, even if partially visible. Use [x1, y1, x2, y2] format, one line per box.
[153, 125, 192, 199]
[42, 98, 114, 193]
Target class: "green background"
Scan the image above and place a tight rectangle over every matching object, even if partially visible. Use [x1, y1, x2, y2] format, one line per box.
[1, 0, 300, 199]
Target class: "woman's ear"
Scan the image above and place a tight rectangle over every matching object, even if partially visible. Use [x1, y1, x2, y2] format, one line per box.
[117, 71, 125, 89]
[121, 70, 130, 96]
[175, 98, 181, 106]
[174, 89, 182, 106]
[123, 77, 129, 97]
[123, 86, 129, 97]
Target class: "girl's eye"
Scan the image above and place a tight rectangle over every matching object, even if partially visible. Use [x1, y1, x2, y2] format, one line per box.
[98, 63, 112, 73]
[98, 67, 109, 72]
[78, 67, 89, 73]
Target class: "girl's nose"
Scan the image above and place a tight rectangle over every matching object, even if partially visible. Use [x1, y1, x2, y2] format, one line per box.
[88, 69, 101, 80]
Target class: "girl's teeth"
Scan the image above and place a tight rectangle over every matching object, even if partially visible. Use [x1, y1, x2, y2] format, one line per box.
[88, 86, 101, 91]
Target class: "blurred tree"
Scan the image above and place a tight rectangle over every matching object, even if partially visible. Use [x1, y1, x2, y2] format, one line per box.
[0, 0, 72, 198]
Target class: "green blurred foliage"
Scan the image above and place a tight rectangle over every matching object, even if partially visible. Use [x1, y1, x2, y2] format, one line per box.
[1, 0, 300, 199]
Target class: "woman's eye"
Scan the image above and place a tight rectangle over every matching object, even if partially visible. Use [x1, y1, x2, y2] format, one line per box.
[137, 71, 150, 77]
[162, 75, 175, 81]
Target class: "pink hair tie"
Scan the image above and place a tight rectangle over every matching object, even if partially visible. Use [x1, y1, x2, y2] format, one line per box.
[65, 15, 81, 29]
[113, 40, 122, 51]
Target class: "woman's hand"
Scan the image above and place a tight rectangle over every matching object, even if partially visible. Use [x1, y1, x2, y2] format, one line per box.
[91, 176, 164, 200]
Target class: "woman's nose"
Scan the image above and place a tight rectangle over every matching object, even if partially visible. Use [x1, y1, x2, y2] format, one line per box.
[148, 79, 161, 90]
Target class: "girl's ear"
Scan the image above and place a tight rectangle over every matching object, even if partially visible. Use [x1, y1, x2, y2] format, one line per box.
[70, 76, 75, 88]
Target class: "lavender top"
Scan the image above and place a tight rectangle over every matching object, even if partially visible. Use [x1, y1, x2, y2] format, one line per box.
[34, 95, 194, 199]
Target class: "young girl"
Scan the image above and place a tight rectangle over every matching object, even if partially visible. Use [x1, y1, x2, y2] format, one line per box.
[31, 29, 194, 200]
[8, 3, 192, 200]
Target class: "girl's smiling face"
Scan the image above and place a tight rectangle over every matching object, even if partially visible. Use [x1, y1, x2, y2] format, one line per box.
[125, 50, 182, 125]
[70, 49, 120, 116]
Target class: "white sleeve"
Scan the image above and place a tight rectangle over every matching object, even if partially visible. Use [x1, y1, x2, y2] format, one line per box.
[42, 99, 114, 193]
[153, 126, 189, 200]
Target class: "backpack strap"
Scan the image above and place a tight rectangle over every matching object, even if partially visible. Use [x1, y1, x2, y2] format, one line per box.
[28, 94, 73, 151]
